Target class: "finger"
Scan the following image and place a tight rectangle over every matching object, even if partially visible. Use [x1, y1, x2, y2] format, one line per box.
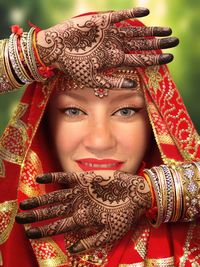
[16, 203, 73, 223]
[123, 53, 174, 67]
[98, 75, 138, 89]
[36, 172, 78, 185]
[110, 8, 149, 24]
[19, 189, 71, 210]
[68, 229, 110, 254]
[123, 37, 179, 52]
[26, 216, 78, 239]
[117, 26, 172, 37]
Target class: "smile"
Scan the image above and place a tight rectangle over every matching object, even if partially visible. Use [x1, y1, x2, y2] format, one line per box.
[76, 158, 124, 171]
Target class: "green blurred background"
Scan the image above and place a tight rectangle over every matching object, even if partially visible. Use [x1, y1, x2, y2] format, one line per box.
[0, 0, 199, 133]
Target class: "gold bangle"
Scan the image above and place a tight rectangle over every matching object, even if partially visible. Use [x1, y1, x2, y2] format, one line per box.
[179, 163, 200, 222]
[170, 168, 183, 222]
[0, 39, 13, 92]
[144, 168, 164, 227]
[4, 40, 22, 88]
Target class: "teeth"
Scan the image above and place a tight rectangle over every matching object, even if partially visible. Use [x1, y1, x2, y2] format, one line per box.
[81, 162, 119, 168]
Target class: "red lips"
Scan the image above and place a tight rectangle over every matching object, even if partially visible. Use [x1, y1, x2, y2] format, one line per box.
[76, 158, 124, 171]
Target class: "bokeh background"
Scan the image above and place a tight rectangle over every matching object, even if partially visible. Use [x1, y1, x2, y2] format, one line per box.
[0, 0, 199, 134]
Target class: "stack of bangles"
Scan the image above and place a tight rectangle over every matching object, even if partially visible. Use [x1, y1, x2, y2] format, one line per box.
[0, 25, 54, 93]
[144, 162, 200, 227]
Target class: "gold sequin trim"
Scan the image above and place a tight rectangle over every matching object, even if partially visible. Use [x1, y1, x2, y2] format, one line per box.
[145, 256, 175, 267]
[0, 200, 18, 244]
[119, 263, 144, 267]
[0, 251, 3, 266]
[179, 221, 200, 267]
[0, 103, 28, 173]
[30, 238, 68, 267]
[132, 220, 150, 259]
[19, 149, 45, 197]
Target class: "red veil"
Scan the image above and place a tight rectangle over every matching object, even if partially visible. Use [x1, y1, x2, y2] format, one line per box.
[0, 18, 200, 267]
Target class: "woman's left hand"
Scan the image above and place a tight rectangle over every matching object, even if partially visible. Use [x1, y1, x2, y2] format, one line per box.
[16, 170, 151, 254]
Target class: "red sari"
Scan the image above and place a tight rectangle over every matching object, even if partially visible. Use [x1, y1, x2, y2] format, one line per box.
[0, 19, 200, 267]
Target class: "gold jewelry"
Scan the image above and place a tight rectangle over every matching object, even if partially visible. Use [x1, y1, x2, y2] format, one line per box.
[8, 33, 33, 84]
[170, 168, 183, 222]
[26, 28, 46, 82]
[4, 40, 22, 89]
[0, 39, 14, 92]
[144, 168, 164, 227]
[179, 162, 200, 222]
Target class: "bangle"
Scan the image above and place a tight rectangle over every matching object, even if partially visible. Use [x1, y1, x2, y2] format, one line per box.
[143, 172, 156, 208]
[4, 40, 22, 88]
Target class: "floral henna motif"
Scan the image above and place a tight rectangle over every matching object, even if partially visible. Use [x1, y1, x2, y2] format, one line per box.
[36, 8, 179, 88]
[16, 170, 151, 253]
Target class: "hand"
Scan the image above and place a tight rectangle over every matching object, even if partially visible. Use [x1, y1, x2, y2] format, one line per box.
[16, 170, 151, 253]
[36, 7, 179, 89]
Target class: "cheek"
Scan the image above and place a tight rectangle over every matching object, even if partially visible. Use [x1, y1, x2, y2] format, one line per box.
[54, 123, 82, 156]
[116, 114, 151, 160]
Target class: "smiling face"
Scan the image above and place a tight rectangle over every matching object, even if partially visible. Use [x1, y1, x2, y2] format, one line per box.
[48, 84, 152, 174]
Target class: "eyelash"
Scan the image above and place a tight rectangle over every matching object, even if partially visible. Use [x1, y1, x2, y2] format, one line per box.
[58, 106, 142, 118]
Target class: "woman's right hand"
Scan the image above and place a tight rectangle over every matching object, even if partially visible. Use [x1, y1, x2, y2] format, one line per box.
[36, 7, 179, 89]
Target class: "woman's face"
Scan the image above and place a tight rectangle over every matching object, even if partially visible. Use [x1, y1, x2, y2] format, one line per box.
[48, 86, 151, 174]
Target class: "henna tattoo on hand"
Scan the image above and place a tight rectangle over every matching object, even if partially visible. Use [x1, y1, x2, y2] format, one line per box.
[16, 170, 151, 253]
[36, 8, 179, 89]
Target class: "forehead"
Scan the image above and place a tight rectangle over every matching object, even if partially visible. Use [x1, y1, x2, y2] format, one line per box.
[51, 87, 145, 108]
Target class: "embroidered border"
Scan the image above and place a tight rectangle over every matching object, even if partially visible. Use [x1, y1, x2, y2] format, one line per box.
[0, 200, 18, 245]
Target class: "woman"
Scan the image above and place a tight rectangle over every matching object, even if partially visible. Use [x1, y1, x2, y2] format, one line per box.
[1, 8, 199, 267]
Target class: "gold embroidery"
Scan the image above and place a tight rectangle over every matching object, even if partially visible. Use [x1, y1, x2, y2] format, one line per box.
[145, 256, 174, 266]
[119, 263, 144, 267]
[0, 103, 28, 177]
[132, 220, 150, 259]
[0, 200, 18, 244]
[143, 66, 200, 162]
[30, 238, 68, 267]
[179, 221, 200, 267]
[0, 250, 3, 266]
[145, 66, 162, 94]
[0, 159, 5, 177]
[19, 150, 45, 197]
[64, 231, 109, 266]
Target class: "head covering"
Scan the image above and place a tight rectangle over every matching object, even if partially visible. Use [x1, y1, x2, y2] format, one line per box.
[0, 17, 200, 267]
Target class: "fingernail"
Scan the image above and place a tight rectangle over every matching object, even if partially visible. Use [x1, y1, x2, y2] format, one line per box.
[134, 7, 149, 17]
[160, 37, 179, 49]
[36, 173, 52, 184]
[26, 228, 41, 239]
[159, 54, 174, 64]
[15, 212, 36, 224]
[20, 198, 38, 210]
[155, 27, 172, 36]
[68, 241, 85, 254]
[122, 79, 137, 88]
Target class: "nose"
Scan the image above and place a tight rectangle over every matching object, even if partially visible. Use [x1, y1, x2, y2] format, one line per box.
[83, 121, 117, 155]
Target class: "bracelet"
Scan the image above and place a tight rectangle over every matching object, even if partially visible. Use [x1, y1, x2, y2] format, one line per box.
[0, 39, 16, 92]
[144, 168, 164, 227]
[4, 40, 22, 89]
[8, 33, 33, 84]
[179, 162, 200, 222]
